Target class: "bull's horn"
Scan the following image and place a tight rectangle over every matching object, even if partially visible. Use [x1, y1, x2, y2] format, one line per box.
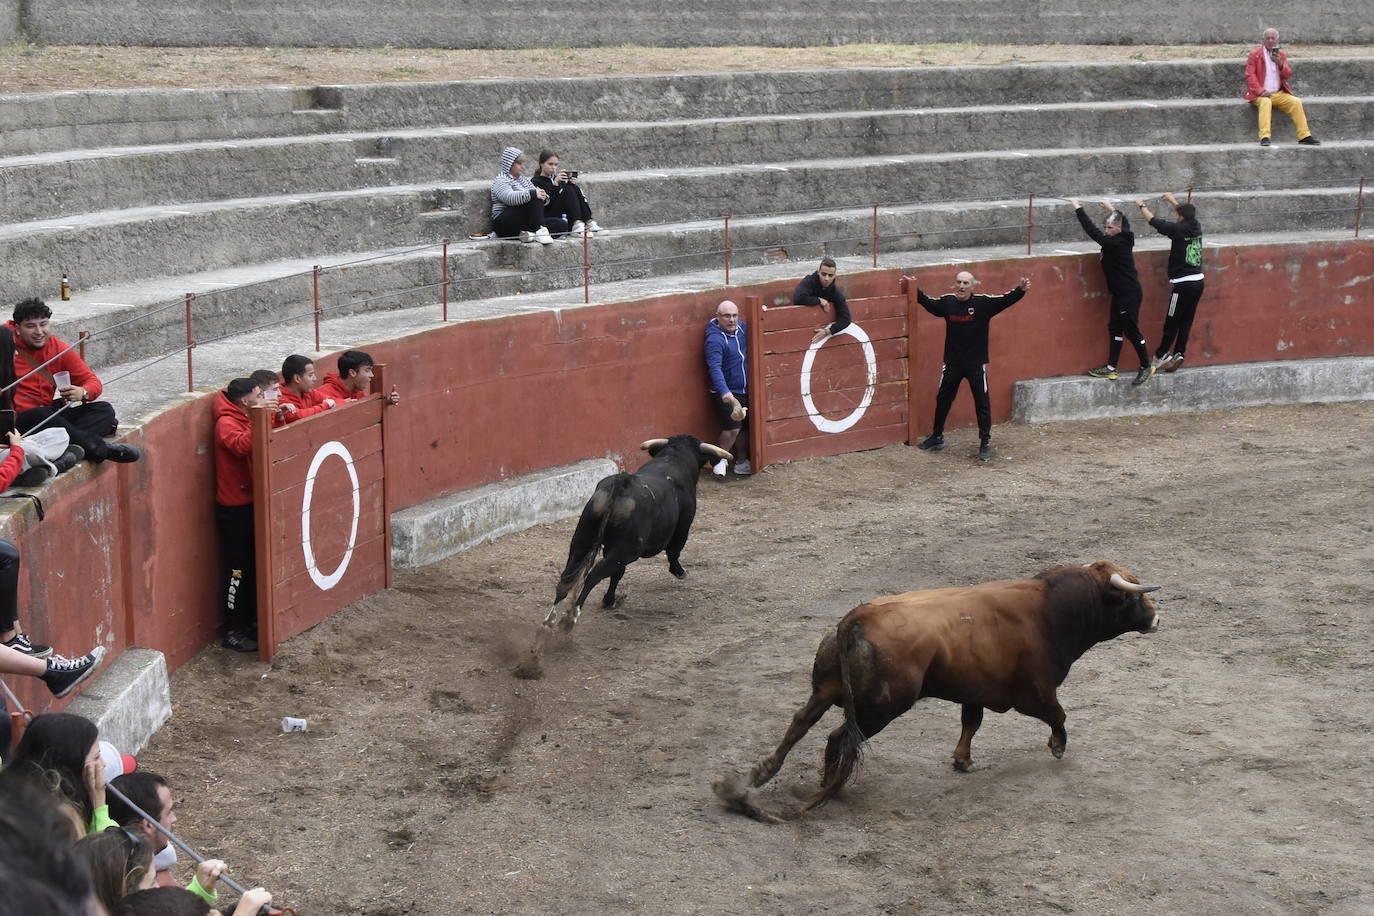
[1110, 572, 1161, 594]
[700, 443, 733, 460]
[640, 438, 669, 451]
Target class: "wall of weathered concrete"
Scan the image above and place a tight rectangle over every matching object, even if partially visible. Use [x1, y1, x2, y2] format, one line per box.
[15, 2, 1373, 48]
[2, 237, 1368, 712]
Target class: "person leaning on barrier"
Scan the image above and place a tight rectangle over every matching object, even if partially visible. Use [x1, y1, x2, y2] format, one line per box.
[1137, 193, 1204, 374]
[915, 271, 1031, 462]
[276, 354, 335, 425]
[533, 149, 606, 237]
[1245, 29, 1321, 148]
[7, 298, 141, 465]
[212, 377, 269, 654]
[1070, 199, 1154, 386]
[316, 349, 401, 406]
[704, 300, 751, 478]
[490, 146, 562, 246]
[793, 257, 852, 346]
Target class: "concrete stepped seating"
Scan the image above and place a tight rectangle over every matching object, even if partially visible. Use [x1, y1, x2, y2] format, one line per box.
[6, 136, 1365, 306]
[5, 58, 1372, 158]
[6, 96, 1372, 224]
[55, 186, 1364, 370]
[15, 1, 1374, 49]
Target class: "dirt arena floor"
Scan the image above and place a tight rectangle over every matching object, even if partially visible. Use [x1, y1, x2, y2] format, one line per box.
[145, 402, 1374, 915]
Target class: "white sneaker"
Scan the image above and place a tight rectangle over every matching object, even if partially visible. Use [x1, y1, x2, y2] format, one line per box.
[586, 220, 605, 235]
[519, 230, 534, 243]
[570, 220, 587, 235]
[533, 226, 554, 246]
[733, 459, 752, 476]
[711, 458, 727, 477]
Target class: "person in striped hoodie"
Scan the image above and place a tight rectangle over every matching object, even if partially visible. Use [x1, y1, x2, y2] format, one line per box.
[490, 146, 561, 245]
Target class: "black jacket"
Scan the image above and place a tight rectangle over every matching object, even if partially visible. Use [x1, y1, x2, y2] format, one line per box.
[793, 272, 852, 335]
[1075, 208, 1141, 299]
[1148, 215, 1204, 279]
[917, 287, 1025, 365]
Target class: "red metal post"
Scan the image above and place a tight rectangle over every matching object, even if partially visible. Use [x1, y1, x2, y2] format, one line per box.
[441, 239, 450, 321]
[724, 214, 732, 285]
[1026, 191, 1035, 255]
[184, 293, 195, 391]
[583, 223, 591, 304]
[743, 294, 766, 472]
[1186, 185, 1194, 203]
[1356, 178, 1366, 238]
[78, 330, 88, 361]
[312, 265, 321, 352]
[872, 203, 879, 268]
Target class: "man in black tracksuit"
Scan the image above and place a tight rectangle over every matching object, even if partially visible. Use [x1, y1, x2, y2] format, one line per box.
[1072, 199, 1153, 386]
[1138, 192, 1205, 373]
[793, 257, 853, 345]
[915, 271, 1031, 462]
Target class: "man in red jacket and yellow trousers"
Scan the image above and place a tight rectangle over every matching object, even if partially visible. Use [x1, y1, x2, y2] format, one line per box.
[1244, 28, 1321, 148]
[8, 298, 142, 464]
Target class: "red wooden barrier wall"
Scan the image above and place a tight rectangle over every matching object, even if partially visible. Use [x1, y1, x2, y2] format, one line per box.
[249, 367, 395, 661]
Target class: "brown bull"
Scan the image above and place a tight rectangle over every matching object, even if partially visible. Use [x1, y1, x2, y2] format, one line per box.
[714, 561, 1160, 821]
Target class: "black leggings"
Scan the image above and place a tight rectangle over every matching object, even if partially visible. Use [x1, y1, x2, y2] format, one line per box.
[215, 503, 257, 633]
[492, 198, 566, 238]
[932, 362, 992, 442]
[545, 183, 593, 225]
[1107, 293, 1149, 368]
[0, 538, 18, 632]
[1155, 279, 1205, 358]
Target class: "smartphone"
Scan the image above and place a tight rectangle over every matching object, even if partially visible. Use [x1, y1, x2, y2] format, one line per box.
[569, 170, 579, 179]
[0, 410, 15, 435]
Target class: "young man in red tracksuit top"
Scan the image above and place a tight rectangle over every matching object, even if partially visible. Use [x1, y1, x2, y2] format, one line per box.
[276, 354, 336, 426]
[8, 298, 141, 464]
[213, 377, 265, 653]
[315, 350, 402, 406]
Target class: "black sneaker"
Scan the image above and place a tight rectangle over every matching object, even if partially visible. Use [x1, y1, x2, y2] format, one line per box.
[978, 442, 992, 462]
[42, 646, 106, 698]
[104, 444, 143, 463]
[3, 632, 53, 659]
[222, 630, 259, 653]
[53, 445, 85, 473]
[1132, 365, 1156, 386]
[1259, 137, 1271, 147]
[11, 464, 54, 487]
[1087, 365, 1118, 379]
[1298, 136, 1321, 146]
[917, 434, 945, 451]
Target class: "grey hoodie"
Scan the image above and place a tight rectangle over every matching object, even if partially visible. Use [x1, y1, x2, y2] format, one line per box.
[490, 146, 537, 220]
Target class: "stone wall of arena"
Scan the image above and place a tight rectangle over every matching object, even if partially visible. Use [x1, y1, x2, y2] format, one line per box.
[3, 238, 1370, 715]
[13, 1, 1373, 49]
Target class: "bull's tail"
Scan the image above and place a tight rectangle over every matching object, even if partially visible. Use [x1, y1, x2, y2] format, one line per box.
[555, 472, 632, 609]
[798, 616, 867, 814]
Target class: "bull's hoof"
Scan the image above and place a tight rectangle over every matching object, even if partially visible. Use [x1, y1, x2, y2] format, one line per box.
[712, 773, 781, 824]
[669, 562, 686, 579]
[1048, 738, 1066, 759]
[602, 592, 626, 610]
[952, 756, 976, 773]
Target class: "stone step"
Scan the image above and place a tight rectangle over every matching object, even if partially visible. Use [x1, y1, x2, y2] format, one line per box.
[60, 189, 1363, 375]
[3, 96, 1370, 224]
[5, 58, 1373, 156]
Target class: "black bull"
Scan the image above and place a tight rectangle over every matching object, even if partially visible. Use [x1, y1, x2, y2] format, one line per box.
[515, 434, 731, 678]
[714, 562, 1161, 821]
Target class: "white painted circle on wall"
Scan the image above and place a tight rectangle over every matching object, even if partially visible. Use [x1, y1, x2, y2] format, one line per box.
[800, 322, 878, 433]
[301, 440, 361, 591]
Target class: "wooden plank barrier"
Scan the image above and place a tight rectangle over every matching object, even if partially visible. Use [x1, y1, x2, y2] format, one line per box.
[249, 365, 395, 661]
[750, 278, 917, 469]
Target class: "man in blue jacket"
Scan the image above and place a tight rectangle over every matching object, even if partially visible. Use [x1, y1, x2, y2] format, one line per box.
[704, 300, 750, 477]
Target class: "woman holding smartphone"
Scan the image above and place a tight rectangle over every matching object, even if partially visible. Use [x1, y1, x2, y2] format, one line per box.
[533, 149, 606, 236]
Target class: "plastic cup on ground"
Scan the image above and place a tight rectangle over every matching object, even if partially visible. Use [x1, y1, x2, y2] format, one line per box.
[281, 716, 308, 733]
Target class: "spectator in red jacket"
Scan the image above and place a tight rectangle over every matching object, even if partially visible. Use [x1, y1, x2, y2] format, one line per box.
[315, 350, 401, 406]
[276, 355, 335, 425]
[8, 299, 141, 464]
[212, 378, 264, 654]
[1244, 28, 1320, 147]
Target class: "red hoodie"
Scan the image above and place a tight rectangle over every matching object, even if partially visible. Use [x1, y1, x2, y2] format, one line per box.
[315, 372, 368, 403]
[0, 444, 25, 491]
[7, 321, 104, 411]
[277, 385, 333, 424]
[213, 391, 254, 506]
